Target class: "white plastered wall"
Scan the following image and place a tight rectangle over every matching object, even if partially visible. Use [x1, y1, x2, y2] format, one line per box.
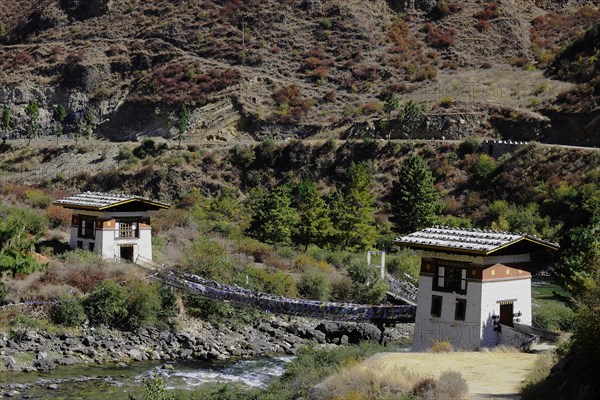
[413, 275, 483, 351]
[479, 277, 532, 348]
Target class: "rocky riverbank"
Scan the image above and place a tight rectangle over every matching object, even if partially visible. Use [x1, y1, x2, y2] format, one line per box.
[0, 316, 413, 374]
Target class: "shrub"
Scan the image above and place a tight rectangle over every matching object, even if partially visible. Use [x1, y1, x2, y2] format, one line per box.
[184, 238, 235, 282]
[133, 138, 167, 159]
[0, 204, 49, 236]
[135, 62, 241, 105]
[323, 90, 336, 102]
[425, 23, 456, 48]
[435, 370, 469, 399]
[439, 95, 454, 107]
[45, 205, 71, 228]
[294, 253, 332, 273]
[520, 352, 557, 399]
[474, 2, 500, 21]
[386, 255, 420, 281]
[476, 154, 496, 181]
[431, 1, 462, 19]
[298, 267, 331, 300]
[124, 280, 164, 328]
[347, 261, 388, 304]
[50, 298, 85, 326]
[412, 377, 438, 397]
[84, 279, 128, 327]
[244, 265, 298, 297]
[237, 237, 274, 263]
[319, 18, 333, 29]
[118, 147, 137, 165]
[25, 189, 53, 208]
[331, 275, 354, 302]
[272, 84, 312, 123]
[66, 265, 106, 293]
[533, 83, 549, 95]
[532, 300, 575, 331]
[184, 295, 233, 320]
[9, 314, 41, 331]
[268, 343, 390, 398]
[429, 340, 453, 352]
[458, 137, 480, 155]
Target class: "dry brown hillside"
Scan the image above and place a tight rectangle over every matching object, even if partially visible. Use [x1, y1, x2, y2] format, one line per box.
[0, 0, 598, 145]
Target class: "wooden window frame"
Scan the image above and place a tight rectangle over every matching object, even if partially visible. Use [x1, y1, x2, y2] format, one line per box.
[431, 295, 443, 318]
[433, 261, 468, 295]
[455, 298, 467, 321]
[117, 221, 139, 238]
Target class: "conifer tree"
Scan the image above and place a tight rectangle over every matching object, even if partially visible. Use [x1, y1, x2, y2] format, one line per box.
[330, 162, 378, 251]
[52, 105, 67, 144]
[24, 101, 40, 145]
[247, 185, 299, 245]
[176, 104, 190, 148]
[291, 178, 333, 250]
[390, 153, 441, 234]
[1, 106, 10, 134]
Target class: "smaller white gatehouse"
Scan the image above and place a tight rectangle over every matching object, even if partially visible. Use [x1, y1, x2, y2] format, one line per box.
[54, 192, 170, 262]
[396, 227, 559, 351]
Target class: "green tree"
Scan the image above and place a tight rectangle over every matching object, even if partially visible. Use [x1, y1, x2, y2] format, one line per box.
[24, 101, 40, 145]
[52, 105, 67, 144]
[124, 280, 163, 329]
[488, 201, 560, 239]
[556, 216, 600, 294]
[298, 267, 331, 300]
[83, 279, 128, 327]
[399, 100, 421, 122]
[1, 106, 10, 133]
[0, 206, 47, 276]
[176, 104, 190, 148]
[292, 178, 333, 250]
[201, 188, 250, 237]
[475, 153, 496, 182]
[75, 111, 94, 142]
[184, 237, 235, 282]
[347, 260, 388, 304]
[247, 185, 300, 245]
[50, 297, 86, 326]
[382, 92, 400, 140]
[329, 162, 378, 251]
[390, 153, 441, 234]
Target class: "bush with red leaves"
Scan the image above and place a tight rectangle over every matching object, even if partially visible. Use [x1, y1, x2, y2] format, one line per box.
[135, 61, 241, 105]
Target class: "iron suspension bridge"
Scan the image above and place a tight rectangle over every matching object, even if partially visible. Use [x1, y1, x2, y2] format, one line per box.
[137, 257, 417, 324]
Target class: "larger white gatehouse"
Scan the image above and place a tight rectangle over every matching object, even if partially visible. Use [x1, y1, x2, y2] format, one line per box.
[54, 192, 170, 262]
[396, 227, 559, 351]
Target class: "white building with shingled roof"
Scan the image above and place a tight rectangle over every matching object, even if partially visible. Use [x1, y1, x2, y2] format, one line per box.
[54, 192, 170, 262]
[396, 227, 559, 351]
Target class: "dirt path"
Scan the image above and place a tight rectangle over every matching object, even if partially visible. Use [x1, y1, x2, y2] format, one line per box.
[366, 351, 539, 400]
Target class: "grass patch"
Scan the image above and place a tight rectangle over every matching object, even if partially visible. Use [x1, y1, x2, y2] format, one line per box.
[520, 351, 558, 400]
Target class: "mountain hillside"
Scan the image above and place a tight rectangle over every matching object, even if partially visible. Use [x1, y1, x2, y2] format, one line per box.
[0, 0, 598, 145]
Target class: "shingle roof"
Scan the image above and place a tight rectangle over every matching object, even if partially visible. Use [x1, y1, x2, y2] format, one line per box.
[395, 226, 559, 255]
[54, 192, 170, 210]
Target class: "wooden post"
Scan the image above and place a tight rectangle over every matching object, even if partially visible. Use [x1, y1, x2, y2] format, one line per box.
[367, 250, 386, 279]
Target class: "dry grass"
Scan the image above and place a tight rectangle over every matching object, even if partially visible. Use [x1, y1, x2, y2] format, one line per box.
[313, 362, 422, 399]
[341, 351, 540, 399]
[314, 361, 469, 400]
[520, 351, 557, 397]
[429, 339, 453, 353]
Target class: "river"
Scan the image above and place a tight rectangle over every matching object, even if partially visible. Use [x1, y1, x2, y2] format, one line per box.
[3, 356, 294, 399]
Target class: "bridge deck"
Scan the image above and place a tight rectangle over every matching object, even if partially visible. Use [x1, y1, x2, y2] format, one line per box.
[149, 266, 416, 323]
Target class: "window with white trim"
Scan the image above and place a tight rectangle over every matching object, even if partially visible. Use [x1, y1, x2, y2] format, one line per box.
[433, 260, 468, 294]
